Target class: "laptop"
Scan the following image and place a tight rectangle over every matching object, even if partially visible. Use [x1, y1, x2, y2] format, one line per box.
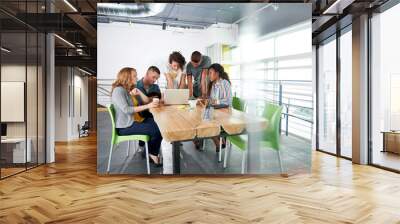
[163, 89, 189, 105]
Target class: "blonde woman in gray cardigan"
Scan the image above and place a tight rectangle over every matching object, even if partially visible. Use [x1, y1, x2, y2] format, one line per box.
[111, 67, 163, 166]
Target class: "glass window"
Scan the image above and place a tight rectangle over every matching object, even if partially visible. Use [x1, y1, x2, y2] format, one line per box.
[318, 36, 337, 154]
[275, 26, 312, 57]
[371, 3, 400, 171]
[340, 28, 352, 158]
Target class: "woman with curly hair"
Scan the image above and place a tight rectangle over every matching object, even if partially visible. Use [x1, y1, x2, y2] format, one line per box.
[165, 51, 187, 89]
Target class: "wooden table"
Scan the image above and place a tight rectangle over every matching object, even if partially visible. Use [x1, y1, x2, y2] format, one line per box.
[150, 105, 268, 174]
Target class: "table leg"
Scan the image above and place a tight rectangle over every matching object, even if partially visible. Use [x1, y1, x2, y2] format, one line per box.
[172, 141, 181, 174]
[247, 132, 261, 174]
[247, 133, 251, 173]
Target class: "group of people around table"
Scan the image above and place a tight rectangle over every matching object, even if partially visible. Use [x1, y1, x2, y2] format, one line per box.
[111, 51, 233, 167]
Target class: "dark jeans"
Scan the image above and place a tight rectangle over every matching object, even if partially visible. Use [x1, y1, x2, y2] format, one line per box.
[117, 118, 162, 156]
[138, 111, 153, 147]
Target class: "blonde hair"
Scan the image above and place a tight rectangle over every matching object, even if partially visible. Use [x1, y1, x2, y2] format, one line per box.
[111, 67, 137, 93]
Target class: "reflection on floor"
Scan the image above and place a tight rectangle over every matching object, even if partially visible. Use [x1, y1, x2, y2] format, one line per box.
[97, 111, 311, 174]
[0, 167, 25, 178]
[373, 151, 400, 171]
[0, 162, 41, 179]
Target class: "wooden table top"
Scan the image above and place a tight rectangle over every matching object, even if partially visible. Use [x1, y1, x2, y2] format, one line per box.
[150, 105, 268, 142]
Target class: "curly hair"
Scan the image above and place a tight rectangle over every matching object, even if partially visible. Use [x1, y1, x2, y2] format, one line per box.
[168, 51, 186, 70]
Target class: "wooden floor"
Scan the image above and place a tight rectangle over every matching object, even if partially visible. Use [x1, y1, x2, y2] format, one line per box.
[1, 135, 400, 223]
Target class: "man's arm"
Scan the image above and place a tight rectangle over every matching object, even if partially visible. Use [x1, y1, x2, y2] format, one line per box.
[187, 74, 193, 97]
[179, 73, 187, 89]
[200, 68, 208, 98]
[148, 85, 162, 99]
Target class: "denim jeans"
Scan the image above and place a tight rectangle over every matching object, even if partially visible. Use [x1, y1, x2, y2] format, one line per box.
[117, 118, 162, 156]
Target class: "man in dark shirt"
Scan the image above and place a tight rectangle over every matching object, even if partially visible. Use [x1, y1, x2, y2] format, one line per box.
[137, 66, 161, 98]
[136, 66, 161, 151]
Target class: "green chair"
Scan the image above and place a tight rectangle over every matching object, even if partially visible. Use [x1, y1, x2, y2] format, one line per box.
[218, 95, 246, 163]
[107, 104, 151, 174]
[224, 102, 284, 174]
[232, 96, 246, 112]
[203, 96, 247, 157]
[218, 96, 247, 162]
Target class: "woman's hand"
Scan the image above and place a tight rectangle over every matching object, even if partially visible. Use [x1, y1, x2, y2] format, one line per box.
[146, 101, 159, 109]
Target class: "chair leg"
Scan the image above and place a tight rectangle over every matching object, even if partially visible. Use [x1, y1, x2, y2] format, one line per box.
[223, 140, 230, 168]
[241, 150, 246, 174]
[145, 142, 150, 175]
[107, 144, 114, 173]
[127, 141, 130, 157]
[159, 144, 163, 164]
[218, 136, 222, 162]
[277, 150, 283, 173]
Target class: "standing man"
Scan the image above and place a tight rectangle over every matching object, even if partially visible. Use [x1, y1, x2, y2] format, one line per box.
[186, 51, 211, 150]
[186, 51, 211, 98]
[136, 66, 162, 153]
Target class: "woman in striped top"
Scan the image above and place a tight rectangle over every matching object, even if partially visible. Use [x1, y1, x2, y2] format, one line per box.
[207, 63, 232, 152]
[208, 63, 232, 107]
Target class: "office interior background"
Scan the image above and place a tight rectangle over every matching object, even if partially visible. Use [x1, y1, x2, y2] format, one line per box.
[97, 3, 312, 175]
[0, 0, 400, 223]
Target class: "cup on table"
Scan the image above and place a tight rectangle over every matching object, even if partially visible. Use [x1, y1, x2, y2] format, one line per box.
[153, 97, 160, 106]
[188, 99, 197, 110]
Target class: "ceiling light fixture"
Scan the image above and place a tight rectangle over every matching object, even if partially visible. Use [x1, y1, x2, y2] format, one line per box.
[63, 0, 78, 12]
[54, 34, 75, 48]
[1, 47, 11, 53]
[78, 67, 92, 76]
[322, 0, 353, 14]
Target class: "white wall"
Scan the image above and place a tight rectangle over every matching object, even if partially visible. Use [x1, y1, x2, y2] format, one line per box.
[98, 22, 238, 80]
[55, 67, 69, 141]
[55, 67, 89, 141]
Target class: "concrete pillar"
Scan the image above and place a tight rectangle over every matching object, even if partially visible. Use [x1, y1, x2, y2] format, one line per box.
[352, 14, 369, 164]
[46, 1, 55, 163]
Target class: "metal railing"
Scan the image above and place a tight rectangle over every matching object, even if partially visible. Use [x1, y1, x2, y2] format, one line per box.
[233, 80, 314, 140]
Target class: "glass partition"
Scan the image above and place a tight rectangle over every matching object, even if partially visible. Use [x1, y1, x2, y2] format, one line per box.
[1, 25, 28, 178]
[0, 1, 46, 179]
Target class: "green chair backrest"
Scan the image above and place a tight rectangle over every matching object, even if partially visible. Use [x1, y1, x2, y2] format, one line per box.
[263, 102, 279, 121]
[262, 103, 283, 151]
[107, 104, 117, 145]
[232, 96, 246, 112]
